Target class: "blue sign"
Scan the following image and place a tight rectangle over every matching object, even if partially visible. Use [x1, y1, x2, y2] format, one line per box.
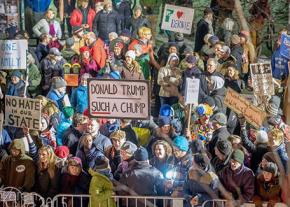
[280, 34, 290, 60]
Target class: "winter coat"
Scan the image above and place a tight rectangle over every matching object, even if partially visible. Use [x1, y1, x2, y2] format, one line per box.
[33, 18, 62, 39]
[27, 63, 42, 96]
[231, 44, 244, 73]
[70, 85, 88, 113]
[40, 57, 66, 93]
[271, 47, 289, 80]
[0, 139, 35, 191]
[114, 157, 135, 181]
[35, 43, 49, 62]
[91, 38, 107, 68]
[56, 117, 71, 146]
[130, 16, 150, 38]
[241, 128, 269, 173]
[60, 171, 89, 194]
[224, 77, 242, 93]
[119, 161, 164, 199]
[273, 143, 289, 173]
[150, 155, 175, 177]
[61, 48, 78, 63]
[116, 60, 144, 80]
[211, 152, 232, 174]
[35, 166, 61, 198]
[218, 164, 255, 202]
[207, 126, 230, 157]
[254, 173, 281, 203]
[210, 86, 227, 113]
[92, 10, 121, 41]
[89, 168, 116, 207]
[63, 126, 83, 155]
[115, 0, 132, 30]
[194, 19, 210, 52]
[184, 168, 219, 207]
[108, 147, 122, 174]
[80, 59, 100, 77]
[0, 129, 12, 151]
[70, 8, 96, 31]
[6, 80, 26, 97]
[46, 89, 66, 111]
[158, 65, 182, 97]
[76, 144, 105, 172]
[241, 41, 256, 74]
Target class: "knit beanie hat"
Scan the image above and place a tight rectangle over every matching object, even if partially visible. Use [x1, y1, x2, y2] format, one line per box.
[52, 77, 67, 89]
[185, 55, 197, 64]
[134, 147, 149, 161]
[54, 146, 70, 159]
[231, 149, 244, 164]
[266, 95, 281, 116]
[63, 106, 74, 119]
[256, 130, 269, 144]
[158, 116, 171, 127]
[125, 50, 136, 60]
[68, 157, 82, 168]
[110, 130, 126, 141]
[80, 46, 91, 54]
[210, 112, 227, 126]
[120, 29, 131, 38]
[66, 37, 75, 47]
[159, 104, 174, 117]
[94, 156, 110, 170]
[216, 140, 232, 156]
[121, 141, 137, 155]
[208, 35, 219, 46]
[263, 162, 278, 176]
[173, 136, 189, 152]
[11, 70, 22, 79]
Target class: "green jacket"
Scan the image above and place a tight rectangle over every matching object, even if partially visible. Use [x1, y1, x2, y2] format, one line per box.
[136, 54, 150, 80]
[27, 63, 41, 96]
[0, 139, 36, 191]
[89, 168, 116, 207]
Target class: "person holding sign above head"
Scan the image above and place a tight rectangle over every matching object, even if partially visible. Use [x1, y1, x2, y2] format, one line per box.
[158, 53, 182, 106]
[6, 70, 26, 97]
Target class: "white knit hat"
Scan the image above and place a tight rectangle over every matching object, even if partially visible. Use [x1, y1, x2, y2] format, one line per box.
[255, 130, 268, 144]
[125, 50, 136, 60]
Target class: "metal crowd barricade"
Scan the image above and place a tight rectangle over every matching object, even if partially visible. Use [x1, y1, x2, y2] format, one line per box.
[0, 187, 21, 207]
[51, 194, 186, 207]
[201, 199, 227, 207]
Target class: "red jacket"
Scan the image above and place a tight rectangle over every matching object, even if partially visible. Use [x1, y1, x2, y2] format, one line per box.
[91, 38, 107, 68]
[70, 8, 96, 31]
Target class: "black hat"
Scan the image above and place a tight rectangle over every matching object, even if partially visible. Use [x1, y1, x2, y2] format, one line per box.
[263, 162, 278, 176]
[134, 147, 149, 161]
[216, 140, 232, 156]
[194, 153, 209, 170]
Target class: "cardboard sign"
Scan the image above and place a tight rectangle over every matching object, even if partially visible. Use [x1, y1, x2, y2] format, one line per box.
[250, 63, 274, 96]
[88, 79, 150, 119]
[280, 33, 290, 60]
[161, 4, 194, 34]
[0, 40, 28, 69]
[64, 74, 79, 86]
[224, 88, 266, 128]
[4, 96, 41, 130]
[184, 78, 199, 105]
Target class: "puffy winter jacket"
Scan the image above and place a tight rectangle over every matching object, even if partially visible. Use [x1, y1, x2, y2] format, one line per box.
[70, 85, 88, 113]
[70, 7, 96, 31]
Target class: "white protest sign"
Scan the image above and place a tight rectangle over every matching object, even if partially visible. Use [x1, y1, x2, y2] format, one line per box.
[0, 40, 28, 69]
[161, 4, 194, 34]
[184, 78, 200, 105]
[88, 79, 150, 119]
[4, 96, 41, 130]
[250, 63, 274, 96]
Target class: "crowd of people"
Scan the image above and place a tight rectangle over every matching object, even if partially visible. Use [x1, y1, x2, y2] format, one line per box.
[0, 0, 290, 207]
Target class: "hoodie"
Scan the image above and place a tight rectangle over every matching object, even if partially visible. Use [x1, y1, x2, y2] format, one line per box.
[0, 139, 36, 191]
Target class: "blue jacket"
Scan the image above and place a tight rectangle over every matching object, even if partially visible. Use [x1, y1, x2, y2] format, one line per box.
[0, 129, 12, 149]
[70, 86, 88, 113]
[47, 89, 65, 111]
[271, 47, 289, 80]
[56, 113, 72, 146]
[6, 80, 26, 97]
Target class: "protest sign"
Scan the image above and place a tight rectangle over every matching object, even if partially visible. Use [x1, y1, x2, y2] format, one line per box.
[88, 79, 150, 119]
[184, 78, 199, 105]
[224, 88, 266, 128]
[0, 40, 28, 69]
[280, 33, 290, 59]
[161, 4, 194, 34]
[64, 74, 79, 86]
[250, 63, 274, 96]
[4, 96, 41, 130]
